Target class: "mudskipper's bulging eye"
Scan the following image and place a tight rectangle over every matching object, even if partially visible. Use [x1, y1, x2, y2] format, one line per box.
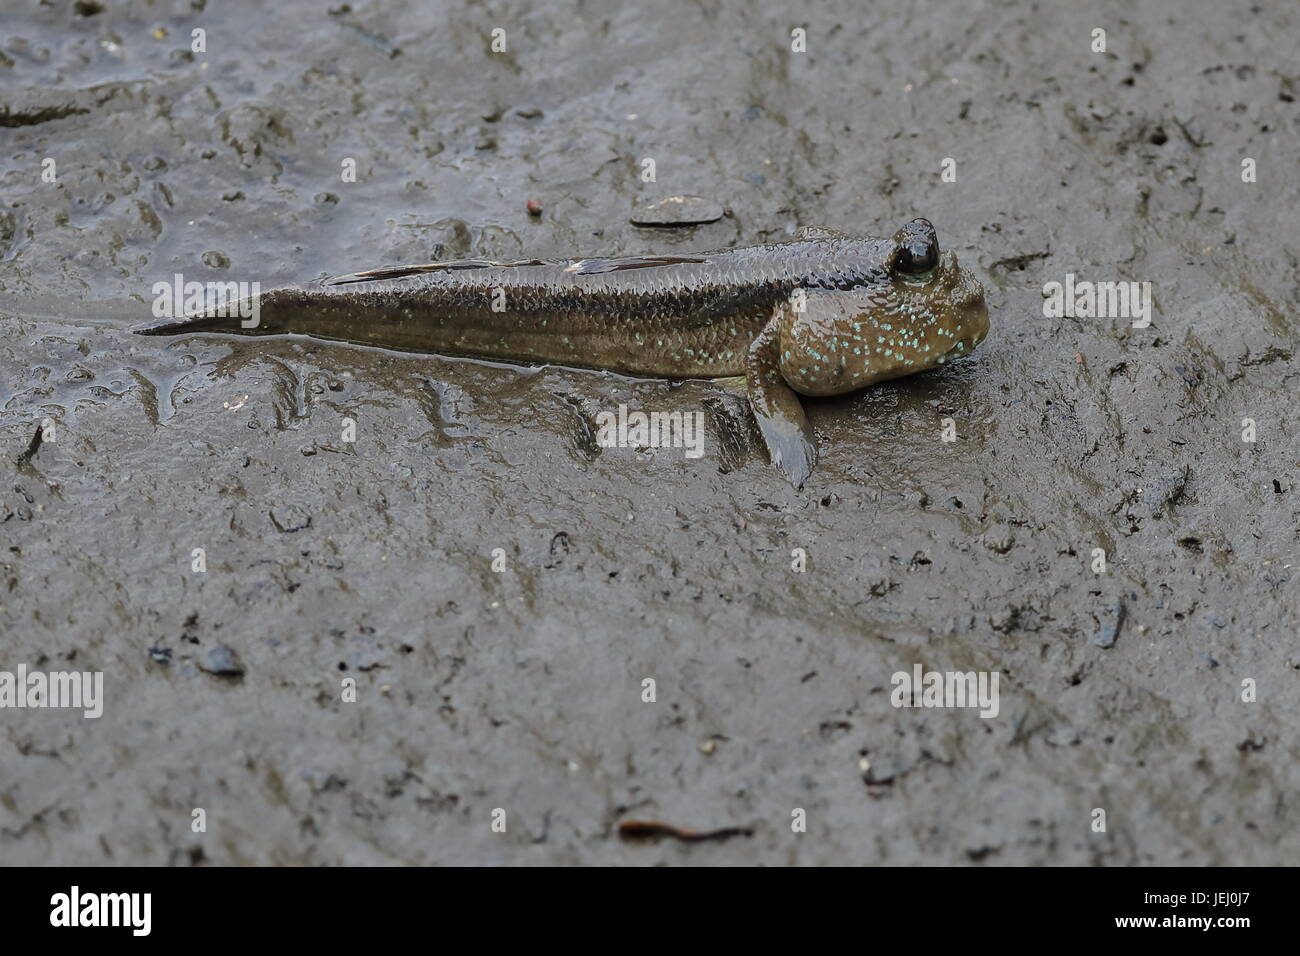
[892, 218, 939, 275]
[896, 239, 938, 274]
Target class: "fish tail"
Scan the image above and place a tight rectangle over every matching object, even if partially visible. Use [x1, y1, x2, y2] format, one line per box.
[133, 288, 295, 336]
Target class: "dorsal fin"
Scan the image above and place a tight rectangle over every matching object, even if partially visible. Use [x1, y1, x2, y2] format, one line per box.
[321, 253, 713, 286]
[795, 225, 850, 241]
[563, 254, 709, 275]
[321, 258, 548, 287]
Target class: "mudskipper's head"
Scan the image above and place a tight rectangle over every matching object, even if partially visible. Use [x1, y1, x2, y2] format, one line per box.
[778, 218, 990, 396]
[885, 218, 989, 370]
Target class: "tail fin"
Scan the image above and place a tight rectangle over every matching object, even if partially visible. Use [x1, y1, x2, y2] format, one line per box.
[134, 313, 247, 335]
[133, 292, 271, 336]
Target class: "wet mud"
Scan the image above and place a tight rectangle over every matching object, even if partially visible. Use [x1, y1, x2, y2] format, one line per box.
[1, 1, 1297, 864]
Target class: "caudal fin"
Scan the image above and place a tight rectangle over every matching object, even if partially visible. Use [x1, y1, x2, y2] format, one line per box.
[133, 292, 274, 336]
[134, 313, 244, 335]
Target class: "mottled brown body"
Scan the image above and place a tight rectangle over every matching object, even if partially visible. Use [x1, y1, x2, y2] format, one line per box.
[138, 221, 989, 486]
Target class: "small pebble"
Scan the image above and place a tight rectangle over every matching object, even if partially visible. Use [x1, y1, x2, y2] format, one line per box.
[200, 645, 245, 677]
[269, 505, 312, 533]
[526, 198, 543, 216]
[631, 195, 724, 226]
[1093, 598, 1126, 648]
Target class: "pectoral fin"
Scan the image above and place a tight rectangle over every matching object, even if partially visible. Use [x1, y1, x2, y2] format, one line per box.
[711, 375, 748, 396]
[746, 313, 816, 487]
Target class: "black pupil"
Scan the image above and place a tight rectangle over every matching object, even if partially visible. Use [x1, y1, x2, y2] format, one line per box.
[898, 238, 937, 274]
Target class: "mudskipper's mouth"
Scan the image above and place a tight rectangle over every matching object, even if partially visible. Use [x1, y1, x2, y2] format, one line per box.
[939, 313, 987, 363]
[940, 339, 971, 361]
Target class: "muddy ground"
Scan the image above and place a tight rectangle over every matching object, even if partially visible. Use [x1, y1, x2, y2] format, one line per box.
[1, 0, 1297, 865]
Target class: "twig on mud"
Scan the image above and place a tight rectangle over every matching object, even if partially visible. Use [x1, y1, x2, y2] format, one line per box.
[618, 820, 754, 843]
